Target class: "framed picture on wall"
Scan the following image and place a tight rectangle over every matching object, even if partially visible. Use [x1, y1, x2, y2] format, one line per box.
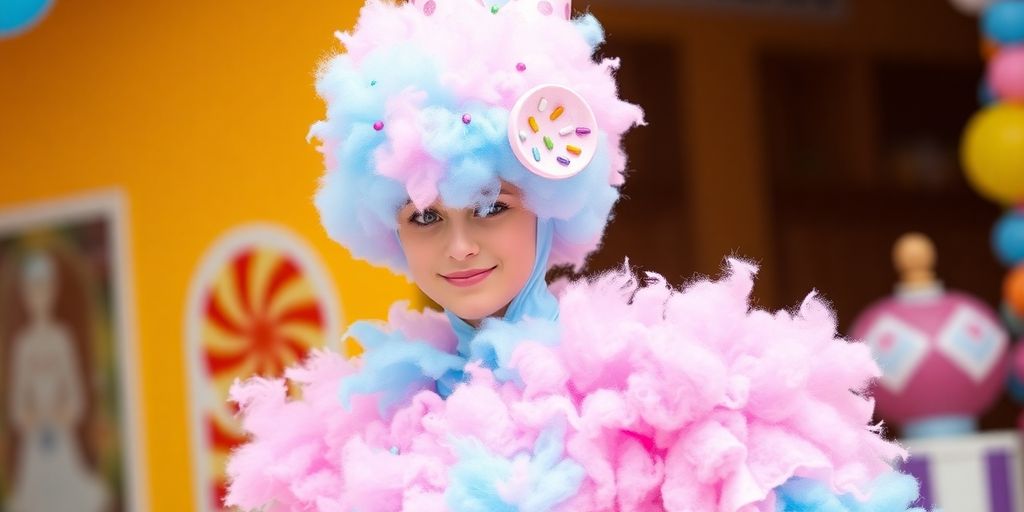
[0, 190, 146, 512]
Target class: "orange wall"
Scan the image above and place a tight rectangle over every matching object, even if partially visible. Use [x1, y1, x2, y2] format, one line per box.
[0, 1, 414, 510]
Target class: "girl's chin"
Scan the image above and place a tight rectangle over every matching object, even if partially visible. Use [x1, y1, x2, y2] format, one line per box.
[449, 306, 502, 322]
[444, 299, 512, 323]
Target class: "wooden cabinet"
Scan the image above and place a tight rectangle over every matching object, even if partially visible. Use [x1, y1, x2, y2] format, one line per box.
[761, 52, 1002, 329]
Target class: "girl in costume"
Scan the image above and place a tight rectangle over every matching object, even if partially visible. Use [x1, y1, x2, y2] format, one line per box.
[225, 0, 924, 510]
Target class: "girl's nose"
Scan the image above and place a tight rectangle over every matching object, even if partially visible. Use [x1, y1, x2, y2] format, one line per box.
[446, 221, 480, 261]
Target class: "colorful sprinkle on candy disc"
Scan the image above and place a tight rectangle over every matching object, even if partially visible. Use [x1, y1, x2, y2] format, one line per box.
[508, 84, 597, 179]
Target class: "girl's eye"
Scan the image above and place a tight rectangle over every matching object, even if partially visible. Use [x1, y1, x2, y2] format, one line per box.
[475, 202, 509, 218]
[410, 209, 442, 226]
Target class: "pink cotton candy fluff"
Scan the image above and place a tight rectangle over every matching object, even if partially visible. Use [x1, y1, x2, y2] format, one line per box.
[310, 0, 645, 276]
[225, 260, 911, 511]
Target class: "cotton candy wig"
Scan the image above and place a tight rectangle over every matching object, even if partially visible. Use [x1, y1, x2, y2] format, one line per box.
[310, 0, 645, 276]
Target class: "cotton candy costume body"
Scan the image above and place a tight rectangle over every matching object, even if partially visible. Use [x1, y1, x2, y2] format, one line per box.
[224, 1, 923, 510]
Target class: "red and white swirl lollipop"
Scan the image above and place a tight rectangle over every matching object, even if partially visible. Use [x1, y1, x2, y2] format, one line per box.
[508, 84, 597, 180]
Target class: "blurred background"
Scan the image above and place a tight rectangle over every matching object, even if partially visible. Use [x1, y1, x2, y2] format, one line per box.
[0, 0, 1016, 510]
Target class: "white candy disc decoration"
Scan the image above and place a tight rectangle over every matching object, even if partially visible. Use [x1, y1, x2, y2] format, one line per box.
[508, 84, 597, 180]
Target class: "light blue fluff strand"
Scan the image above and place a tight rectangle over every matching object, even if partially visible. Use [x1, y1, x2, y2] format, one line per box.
[445, 423, 584, 512]
[774, 471, 925, 512]
[338, 320, 467, 416]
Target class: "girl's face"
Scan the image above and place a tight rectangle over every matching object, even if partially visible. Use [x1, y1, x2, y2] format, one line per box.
[21, 255, 57, 321]
[397, 183, 537, 324]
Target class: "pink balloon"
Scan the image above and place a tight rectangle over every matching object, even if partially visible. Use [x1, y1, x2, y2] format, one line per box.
[989, 47, 1024, 102]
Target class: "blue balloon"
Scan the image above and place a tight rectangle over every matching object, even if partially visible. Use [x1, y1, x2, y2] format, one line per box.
[983, 1, 1024, 45]
[993, 210, 1024, 266]
[0, 0, 53, 38]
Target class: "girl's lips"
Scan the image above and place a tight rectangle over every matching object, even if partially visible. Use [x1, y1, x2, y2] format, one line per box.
[442, 266, 496, 287]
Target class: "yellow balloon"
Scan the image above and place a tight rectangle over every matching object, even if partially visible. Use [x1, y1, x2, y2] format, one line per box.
[962, 104, 1024, 205]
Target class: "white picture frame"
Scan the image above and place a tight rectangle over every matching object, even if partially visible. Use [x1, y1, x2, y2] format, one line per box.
[0, 189, 148, 512]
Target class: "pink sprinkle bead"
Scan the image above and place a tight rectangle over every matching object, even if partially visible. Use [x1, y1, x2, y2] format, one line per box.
[462, 114, 472, 124]
[373, 121, 384, 131]
[516, 62, 526, 72]
[423, 0, 436, 16]
[537, 1, 553, 16]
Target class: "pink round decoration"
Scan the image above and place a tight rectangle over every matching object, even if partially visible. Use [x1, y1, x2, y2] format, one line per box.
[516, 62, 526, 72]
[537, 1, 553, 16]
[990, 47, 1024, 103]
[423, 0, 436, 16]
[373, 121, 384, 131]
[462, 113, 472, 124]
[850, 289, 1010, 428]
[508, 84, 598, 180]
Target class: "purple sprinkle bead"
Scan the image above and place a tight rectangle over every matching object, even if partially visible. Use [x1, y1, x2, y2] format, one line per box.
[575, 127, 591, 136]
[462, 113, 472, 124]
[373, 121, 384, 131]
[557, 156, 570, 166]
[516, 62, 526, 72]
